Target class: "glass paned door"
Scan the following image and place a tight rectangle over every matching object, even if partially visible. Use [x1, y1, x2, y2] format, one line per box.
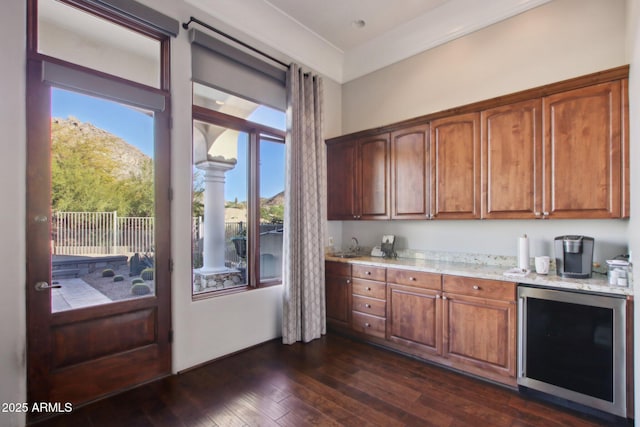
[50, 87, 156, 311]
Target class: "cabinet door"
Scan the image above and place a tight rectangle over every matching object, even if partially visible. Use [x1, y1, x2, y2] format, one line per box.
[326, 140, 358, 220]
[359, 134, 390, 219]
[442, 293, 516, 379]
[325, 273, 351, 327]
[543, 82, 622, 218]
[387, 284, 441, 356]
[390, 125, 429, 219]
[431, 113, 481, 219]
[482, 99, 542, 219]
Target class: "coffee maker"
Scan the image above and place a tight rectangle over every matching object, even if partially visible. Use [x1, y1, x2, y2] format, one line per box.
[554, 235, 594, 278]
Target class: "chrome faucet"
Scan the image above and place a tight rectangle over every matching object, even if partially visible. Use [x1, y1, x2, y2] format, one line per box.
[350, 237, 360, 254]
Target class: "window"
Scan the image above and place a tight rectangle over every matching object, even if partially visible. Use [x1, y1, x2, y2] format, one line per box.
[37, 0, 162, 88]
[192, 84, 286, 296]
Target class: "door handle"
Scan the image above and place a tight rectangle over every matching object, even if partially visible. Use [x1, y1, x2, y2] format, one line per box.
[35, 282, 62, 291]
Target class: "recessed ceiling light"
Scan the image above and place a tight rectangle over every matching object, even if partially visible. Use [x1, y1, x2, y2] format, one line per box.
[351, 19, 366, 29]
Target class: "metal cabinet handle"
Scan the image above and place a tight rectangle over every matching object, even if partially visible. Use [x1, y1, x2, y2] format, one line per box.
[365, 303, 371, 308]
[409, 276, 416, 281]
[346, 279, 351, 284]
[364, 322, 371, 328]
[442, 296, 448, 300]
[472, 285, 480, 290]
[365, 271, 371, 275]
[365, 286, 371, 291]
[35, 281, 61, 291]
[435, 294, 441, 299]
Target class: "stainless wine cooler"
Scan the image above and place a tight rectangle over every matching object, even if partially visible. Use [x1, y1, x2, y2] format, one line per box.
[517, 285, 627, 417]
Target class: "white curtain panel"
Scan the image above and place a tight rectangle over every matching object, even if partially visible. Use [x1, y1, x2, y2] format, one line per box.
[282, 64, 327, 344]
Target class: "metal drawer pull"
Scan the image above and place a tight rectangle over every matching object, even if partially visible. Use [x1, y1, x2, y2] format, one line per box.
[442, 296, 448, 300]
[364, 322, 371, 328]
[365, 303, 371, 308]
[435, 294, 441, 299]
[366, 287, 371, 291]
[346, 279, 351, 284]
[473, 285, 480, 290]
[366, 271, 371, 275]
[409, 276, 416, 281]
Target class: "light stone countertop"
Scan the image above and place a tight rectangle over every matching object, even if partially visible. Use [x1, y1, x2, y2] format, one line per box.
[325, 254, 633, 297]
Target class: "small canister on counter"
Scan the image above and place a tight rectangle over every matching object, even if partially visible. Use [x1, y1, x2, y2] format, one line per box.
[606, 260, 631, 287]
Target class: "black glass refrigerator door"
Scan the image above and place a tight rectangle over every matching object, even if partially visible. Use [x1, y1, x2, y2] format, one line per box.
[525, 297, 614, 402]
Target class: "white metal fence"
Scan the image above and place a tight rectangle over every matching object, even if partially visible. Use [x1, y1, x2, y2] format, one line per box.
[53, 211, 154, 255]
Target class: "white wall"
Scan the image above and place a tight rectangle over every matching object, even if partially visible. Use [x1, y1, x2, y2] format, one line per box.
[625, 0, 640, 420]
[335, 0, 630, 263]
[0, 0, 26, 425]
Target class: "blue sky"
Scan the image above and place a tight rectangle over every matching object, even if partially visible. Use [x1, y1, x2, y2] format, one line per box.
[52, 88, 155, 157]
[52, 88, 286, 200]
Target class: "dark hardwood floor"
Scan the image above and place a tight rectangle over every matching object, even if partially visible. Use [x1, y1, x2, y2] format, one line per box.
[34, 334, 620, 426]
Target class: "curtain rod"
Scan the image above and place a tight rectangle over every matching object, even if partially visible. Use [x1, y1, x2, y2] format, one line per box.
[182, 16, 290, 69]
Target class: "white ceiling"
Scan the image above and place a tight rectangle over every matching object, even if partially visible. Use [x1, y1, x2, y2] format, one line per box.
[265, 0, 451, 51]
[186, 0, 552, 83]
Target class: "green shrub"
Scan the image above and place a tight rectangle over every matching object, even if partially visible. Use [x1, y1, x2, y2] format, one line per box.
[131, 283, 151, 296]
[131, 278, 145, 285]
[140, 268, 154, 281]
[102, 269, 115, 277]
[113, 275, 124, 282]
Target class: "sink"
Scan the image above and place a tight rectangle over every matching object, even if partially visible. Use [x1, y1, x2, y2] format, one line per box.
[330, 252, 360, 258]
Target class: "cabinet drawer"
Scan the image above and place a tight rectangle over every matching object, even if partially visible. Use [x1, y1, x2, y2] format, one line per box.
[352, 311, 386, 338]
[353, 295, 386, 317]
[352, 264, 386, 281]
[326, 261, 351, 277]
[387, 268, 441, 290]
[443, 275, 516, 301]
[352, 279, 386, 299]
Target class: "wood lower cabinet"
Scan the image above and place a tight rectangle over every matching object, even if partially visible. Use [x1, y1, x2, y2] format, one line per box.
[442, 275, 517, 383]
[325, 261, 351, 328]
[351, 265, 386, 338]
[326, 262, 518, 386]
[387, 269, 442, 356]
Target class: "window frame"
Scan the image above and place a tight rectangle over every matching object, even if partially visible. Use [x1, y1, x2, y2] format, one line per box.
[191, 105, 286, 299]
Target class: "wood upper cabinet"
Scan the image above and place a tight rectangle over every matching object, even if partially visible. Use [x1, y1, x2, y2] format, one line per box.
[326, 133, 390, 220]
[543, 81, 622, 218]
[431, 112, 481, 219]
[442, 276, 517, 382]
[359, 134, 390, 219]
[390, 124, 430, 219]
[481, 99, 542, 219]
[325, 261, 351, 328]
[326, 140, 358, 220]
[327, 68, 629, 221]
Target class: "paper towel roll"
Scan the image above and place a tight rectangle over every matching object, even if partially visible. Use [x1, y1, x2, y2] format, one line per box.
[518, 235, 529, 270]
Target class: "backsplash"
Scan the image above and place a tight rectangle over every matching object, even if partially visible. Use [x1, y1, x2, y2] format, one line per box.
[391, 248, 560, 271]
